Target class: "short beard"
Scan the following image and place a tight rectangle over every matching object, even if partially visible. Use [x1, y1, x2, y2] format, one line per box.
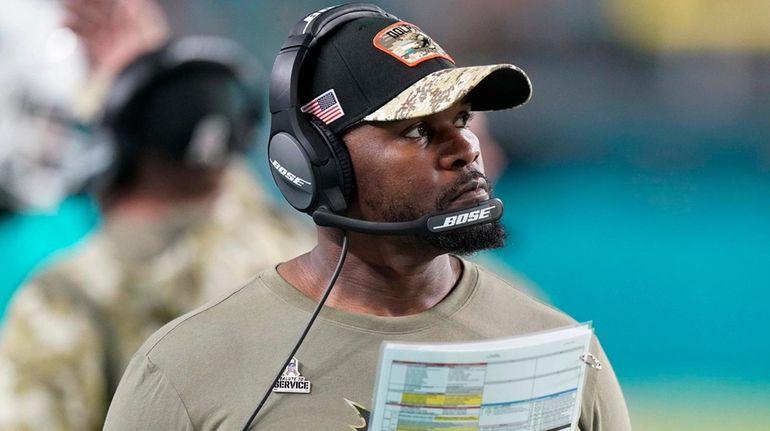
[425, 221, 506, 256]
[361, 172, 506, 256]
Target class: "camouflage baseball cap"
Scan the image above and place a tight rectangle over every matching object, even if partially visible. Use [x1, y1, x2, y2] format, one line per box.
[299, 16, 531, 134]
[362, 64, 531, 122]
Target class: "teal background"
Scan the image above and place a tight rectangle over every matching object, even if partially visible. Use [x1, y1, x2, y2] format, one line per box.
[0, 195, 99, 317]
[489, 161, 770, 382]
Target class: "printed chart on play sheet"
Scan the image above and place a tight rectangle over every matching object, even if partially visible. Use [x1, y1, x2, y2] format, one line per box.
[369, 325, 594, 431]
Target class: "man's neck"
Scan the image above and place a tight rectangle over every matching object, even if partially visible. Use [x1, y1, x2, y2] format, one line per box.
[277, 228, 463, 317]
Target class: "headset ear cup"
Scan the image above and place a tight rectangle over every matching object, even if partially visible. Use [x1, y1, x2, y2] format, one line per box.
[306, 115, 354, 203]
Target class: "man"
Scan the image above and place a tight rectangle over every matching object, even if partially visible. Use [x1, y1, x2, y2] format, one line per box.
[104, 5, 631, 430]
[0, 2, 313, 430]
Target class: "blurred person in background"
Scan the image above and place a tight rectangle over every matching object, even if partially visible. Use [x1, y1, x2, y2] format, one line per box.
[0, 0, 105, 312]
[0, 0, 314, 429]
[0, 0, 172, 316]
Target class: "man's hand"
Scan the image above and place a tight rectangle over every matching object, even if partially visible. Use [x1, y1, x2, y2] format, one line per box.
[62, 0, 169, 76]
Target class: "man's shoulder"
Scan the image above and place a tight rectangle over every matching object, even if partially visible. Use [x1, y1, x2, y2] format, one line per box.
[134, 270, 271, 366]
[209, 162, 316, 263]
[463, 260, 631, 431]
[11, 232, 119, 310]
[465, 259, 577, 328]
[0, 237, 116, 367]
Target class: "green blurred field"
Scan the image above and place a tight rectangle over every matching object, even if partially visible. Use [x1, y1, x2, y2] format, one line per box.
[625, 379, 770, 431]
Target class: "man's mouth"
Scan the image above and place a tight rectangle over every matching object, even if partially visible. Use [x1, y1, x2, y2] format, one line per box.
[445, 178, 490, 209]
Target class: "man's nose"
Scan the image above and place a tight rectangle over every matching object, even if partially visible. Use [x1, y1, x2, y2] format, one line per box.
[438, 128, 480, 170]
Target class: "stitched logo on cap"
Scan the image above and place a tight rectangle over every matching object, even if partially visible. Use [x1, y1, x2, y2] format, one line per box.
[373, 21, 454, 67]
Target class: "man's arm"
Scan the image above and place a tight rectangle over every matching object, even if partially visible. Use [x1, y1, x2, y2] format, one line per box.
[579, 336, 633, 431]
[103, 353, 195, 430]
[62, 0, 169, 77]
[62, 0, 170, 119]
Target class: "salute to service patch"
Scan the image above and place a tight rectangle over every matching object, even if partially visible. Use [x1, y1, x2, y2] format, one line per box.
[273, 357, 311, 394]
[373, 21, 454, 67]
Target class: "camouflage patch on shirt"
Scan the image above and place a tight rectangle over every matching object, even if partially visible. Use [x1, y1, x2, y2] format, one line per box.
[0, 162, 316, 431]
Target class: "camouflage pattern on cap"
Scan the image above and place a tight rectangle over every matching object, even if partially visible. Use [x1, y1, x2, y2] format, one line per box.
[362, 64, 532, 122]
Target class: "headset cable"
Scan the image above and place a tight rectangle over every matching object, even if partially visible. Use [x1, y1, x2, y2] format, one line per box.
[241, 231, 349, 430]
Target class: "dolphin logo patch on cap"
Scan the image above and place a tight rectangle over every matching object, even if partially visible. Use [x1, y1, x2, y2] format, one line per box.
[373, 21, 454, 67]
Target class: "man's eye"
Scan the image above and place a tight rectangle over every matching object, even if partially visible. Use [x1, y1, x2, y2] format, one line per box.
[454, 112, 473, 128]
[403, 123, 429, 139]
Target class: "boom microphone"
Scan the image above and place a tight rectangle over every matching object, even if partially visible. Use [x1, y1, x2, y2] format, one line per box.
[312, 198, 504, 235]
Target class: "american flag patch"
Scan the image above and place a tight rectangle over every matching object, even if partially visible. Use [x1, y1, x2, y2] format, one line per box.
[300, 89, 345, 124]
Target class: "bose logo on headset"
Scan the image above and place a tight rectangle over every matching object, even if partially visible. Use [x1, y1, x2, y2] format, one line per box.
[432, 207, 493, 231]
[271, 159, 312, 188]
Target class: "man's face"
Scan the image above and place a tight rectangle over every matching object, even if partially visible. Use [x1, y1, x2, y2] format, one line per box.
[341, 101, 505, 255]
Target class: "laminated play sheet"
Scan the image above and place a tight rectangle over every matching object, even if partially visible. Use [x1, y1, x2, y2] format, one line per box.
[369, 324, 594, 431]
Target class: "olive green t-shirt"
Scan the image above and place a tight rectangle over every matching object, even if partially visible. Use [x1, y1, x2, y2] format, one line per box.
[104, 259, 630, 430]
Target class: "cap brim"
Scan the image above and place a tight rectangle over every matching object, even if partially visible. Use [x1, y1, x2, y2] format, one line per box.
[362, 64, 532, 122]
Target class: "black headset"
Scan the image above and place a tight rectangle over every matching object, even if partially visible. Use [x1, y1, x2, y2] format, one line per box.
[268, 3, 396, 216]
[102, 35, 262, 166]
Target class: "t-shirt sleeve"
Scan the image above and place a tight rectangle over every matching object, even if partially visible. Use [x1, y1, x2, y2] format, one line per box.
[104, 353, 195, 431]
[578, 336, 632, 431]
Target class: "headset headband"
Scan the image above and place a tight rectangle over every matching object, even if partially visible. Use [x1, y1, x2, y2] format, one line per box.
[104, 36, 260, 130]
[269, 3, 396, 119]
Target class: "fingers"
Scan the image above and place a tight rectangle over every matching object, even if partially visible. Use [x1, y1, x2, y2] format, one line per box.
[61, 0, 117, 36]
[59, 0, 170, 75]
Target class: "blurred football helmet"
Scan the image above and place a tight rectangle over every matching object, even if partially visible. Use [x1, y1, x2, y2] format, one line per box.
[0, 0, 113, 211]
